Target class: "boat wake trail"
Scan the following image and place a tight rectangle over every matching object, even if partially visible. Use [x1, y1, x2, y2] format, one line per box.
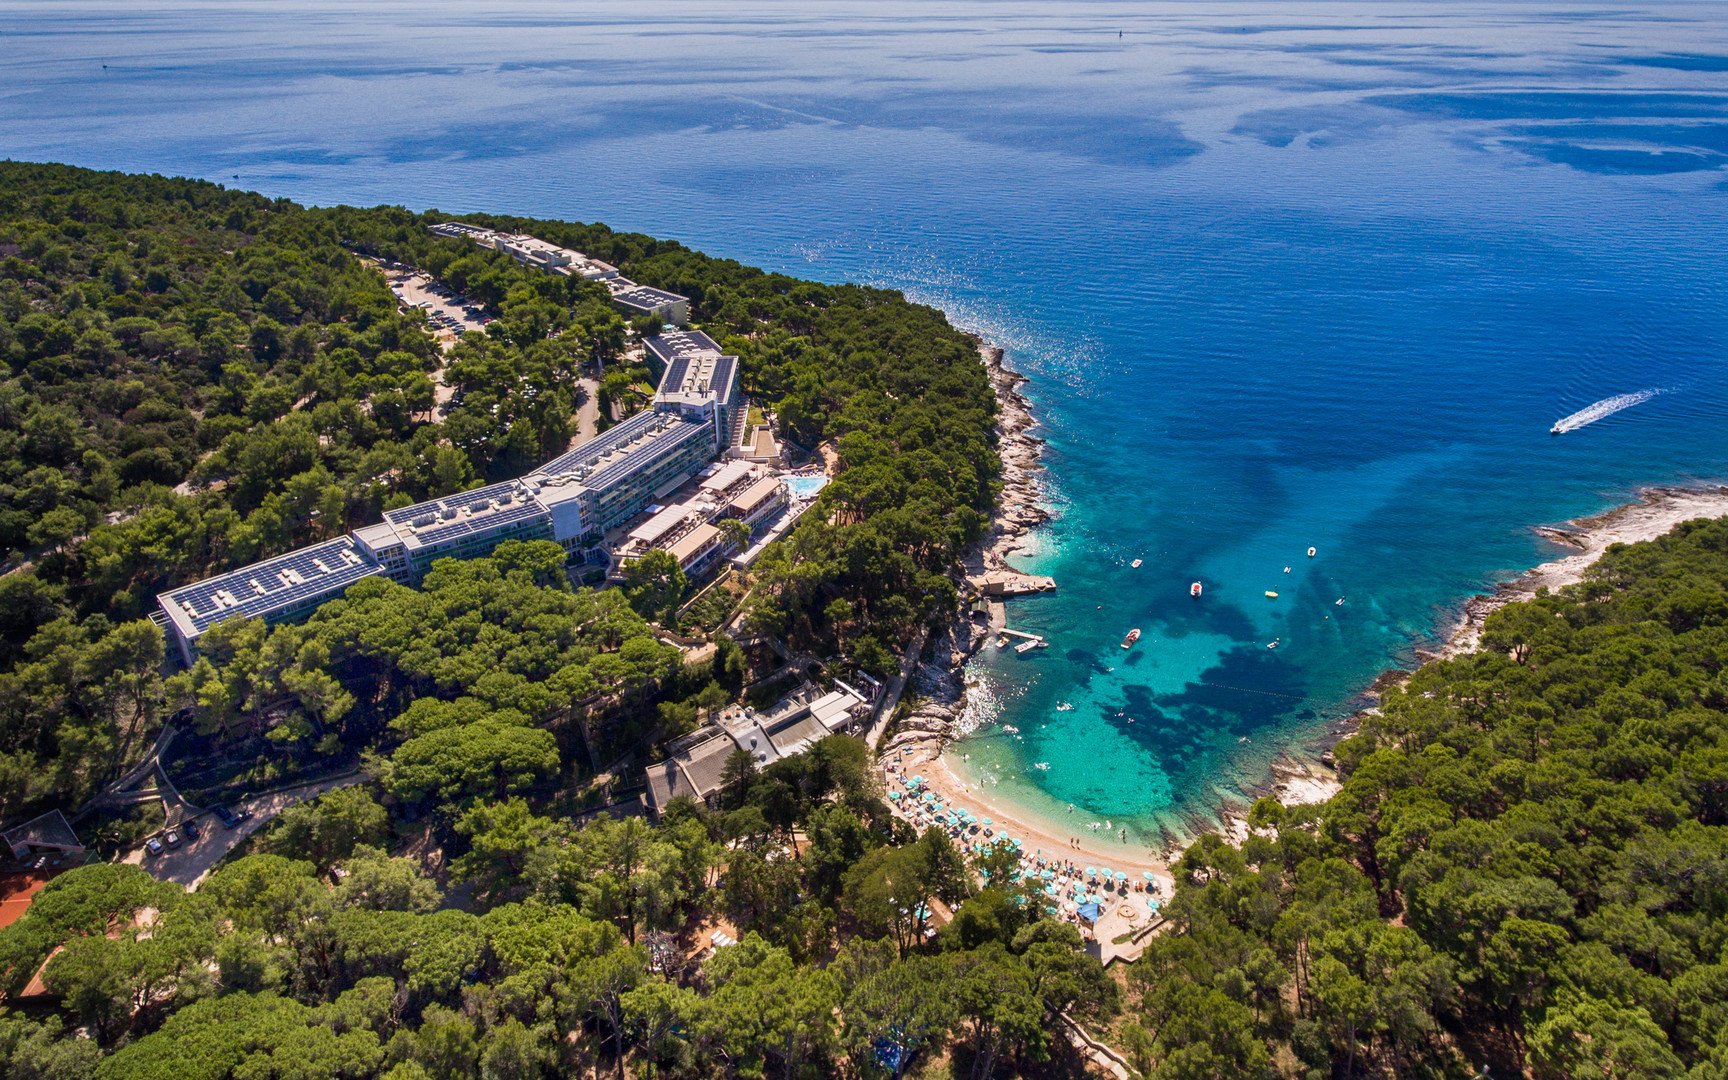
[1551, 388, 1663, 434]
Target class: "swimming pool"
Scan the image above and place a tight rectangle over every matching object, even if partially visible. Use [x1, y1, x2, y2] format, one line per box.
[785, 474, 828, 500]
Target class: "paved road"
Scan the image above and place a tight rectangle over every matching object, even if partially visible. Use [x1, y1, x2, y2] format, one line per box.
[574, 377, 600, 442]
[122, 772, 364, 889]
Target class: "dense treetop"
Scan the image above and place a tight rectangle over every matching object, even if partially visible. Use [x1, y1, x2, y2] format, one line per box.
[1120, 515, 1728, 1078]
[0, 161, 1000, 819]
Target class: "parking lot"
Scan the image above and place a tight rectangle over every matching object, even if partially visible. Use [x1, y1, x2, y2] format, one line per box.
[122, 771, 364, 889]
[384, 269, 491, 411]
[388, 270, 490, 345]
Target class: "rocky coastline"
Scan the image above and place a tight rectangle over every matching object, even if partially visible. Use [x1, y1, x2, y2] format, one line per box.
[883, 336, 1728, 858]
[879, 342, 1056, 760]
[1426, 484, 1728, 661]
[1225, 483, 1728, 831]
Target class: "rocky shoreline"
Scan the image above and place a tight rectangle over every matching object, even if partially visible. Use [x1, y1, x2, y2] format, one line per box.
[1426, 484, 1728, 661]
[883, 340, 1049, 757]
[884, 337, 1728, 857]
[1226, 483, 1728, 829]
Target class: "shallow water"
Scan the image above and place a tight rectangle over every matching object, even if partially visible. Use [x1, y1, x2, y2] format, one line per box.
[8, 0, 1728, 843]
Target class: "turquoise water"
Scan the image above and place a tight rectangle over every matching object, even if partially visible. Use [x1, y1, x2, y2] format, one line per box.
[9, 1, 1728, 844]
[784, 475, 829, 501]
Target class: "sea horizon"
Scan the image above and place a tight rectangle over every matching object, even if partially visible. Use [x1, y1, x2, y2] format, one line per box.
[8, 0, 1727, 843]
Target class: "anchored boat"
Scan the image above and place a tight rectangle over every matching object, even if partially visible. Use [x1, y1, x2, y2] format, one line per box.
[1190, 581, 1202, 598]
[1121, 628, 1141, 649]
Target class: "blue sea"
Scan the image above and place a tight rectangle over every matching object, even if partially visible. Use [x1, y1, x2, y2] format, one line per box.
[9, 1, 1728, 848]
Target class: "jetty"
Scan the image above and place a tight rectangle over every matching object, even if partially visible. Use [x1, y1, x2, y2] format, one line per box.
[1002, 627, 1048, 653]
[972, 568, 1056, 597]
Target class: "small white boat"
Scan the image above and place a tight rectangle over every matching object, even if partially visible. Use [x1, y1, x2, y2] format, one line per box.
[1015, 638, 1045, 654]
[1335, 597, 1345, 606]
[1121, 628, 1141, 649]
[1130, 558, 1142, 568]
[1267, 638, 1280, 650]
[1264, 590, 1279, 599]
[1283, 566, 1291, 574]
[1056, 702, 1075, 712]
[1034, 761, 1051, 771]
[1307, 546, 1317, 557]
[1190, 581, 1203, 598]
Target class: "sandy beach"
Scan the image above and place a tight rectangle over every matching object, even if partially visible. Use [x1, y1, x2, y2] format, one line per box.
[878, 340, 1177, 897]
[882, 341, 1728, 912]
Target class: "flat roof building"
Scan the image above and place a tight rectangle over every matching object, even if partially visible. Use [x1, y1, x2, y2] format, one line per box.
[430, 222, 619, 280]
[3, 810, 84, 863]
[642, 681, 870, 819]
[725, 475, 789, 527]
[665, 522, 724, 575]
[700, 460, 755, 496]
[608, 280, 690, 326]
[157, 235, 745, 664]
[158, 536, 385, 666]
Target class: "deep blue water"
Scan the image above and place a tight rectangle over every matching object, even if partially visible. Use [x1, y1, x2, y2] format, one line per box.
[8, 0, 1728, 847]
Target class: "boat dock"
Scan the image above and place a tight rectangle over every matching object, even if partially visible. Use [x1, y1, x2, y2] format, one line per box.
[972, 569, 1057, 597]
[1002, 627, 1048, 653]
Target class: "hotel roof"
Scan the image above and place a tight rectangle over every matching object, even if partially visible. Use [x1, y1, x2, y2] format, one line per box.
[728, 476, 784, 517]
[533, 413, 711, 497]
[645, 330, 724, 365]
[608, 280, 688, 310]
[667, 522, 721, 567]
[380, 478, 542, 552]
[657, 352, 738, 412]
[629, 500, 707, 546]
[160, 536, 383, 637]
[700, 460, 754, 493]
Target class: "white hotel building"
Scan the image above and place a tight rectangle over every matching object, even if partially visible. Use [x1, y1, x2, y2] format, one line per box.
[156, 330, 755, 667]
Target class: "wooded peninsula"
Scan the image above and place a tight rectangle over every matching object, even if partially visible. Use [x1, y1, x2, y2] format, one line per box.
[2, 163, 1726, 1080]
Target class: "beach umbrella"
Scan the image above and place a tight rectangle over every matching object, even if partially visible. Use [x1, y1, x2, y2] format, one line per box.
[922, 792, 937, 802]
[887, 791, 901, 801]
[1044, 884, 1059, 897]
[1114, 870, 1128, 881]
[1011, 838, 1023, 848]
[1083, 866, 1097, 877]
[1142, 871, 1156, 881]
[982, 818, 993, 826]
[1146, 898, 1161, 912]
[1100, 867, 1114, 878]
[910, 775, 925, 784]
[1040, 869, 1055, 880]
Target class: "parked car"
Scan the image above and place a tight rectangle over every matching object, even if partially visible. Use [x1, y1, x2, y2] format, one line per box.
[213, 805, 239, 828]
[164, 829, 181, 848]
[145, 837, 164, 857]
[183, 820, 200, 841]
